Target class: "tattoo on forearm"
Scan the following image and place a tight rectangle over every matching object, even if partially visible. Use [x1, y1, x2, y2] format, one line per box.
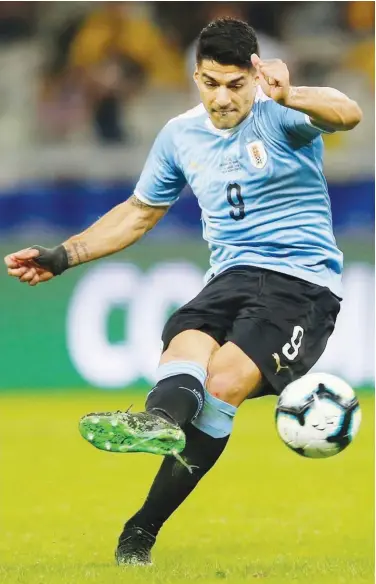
[66, 241, 90, 266]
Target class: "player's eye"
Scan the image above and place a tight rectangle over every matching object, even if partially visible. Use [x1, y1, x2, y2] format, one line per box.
[204, 81, 216, 87]
[229, 84, 243, 90]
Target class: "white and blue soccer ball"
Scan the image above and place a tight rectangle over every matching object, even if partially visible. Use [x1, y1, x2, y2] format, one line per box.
[275, 373, 361, 458]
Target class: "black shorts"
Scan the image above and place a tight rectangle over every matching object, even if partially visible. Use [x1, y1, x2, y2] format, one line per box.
[162, 266, 341, 396]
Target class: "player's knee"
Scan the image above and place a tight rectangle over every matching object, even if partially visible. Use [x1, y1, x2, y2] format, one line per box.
[207, 358, 263, 405]
[160, 330, 219, 369]
[206, 372, 246, 406]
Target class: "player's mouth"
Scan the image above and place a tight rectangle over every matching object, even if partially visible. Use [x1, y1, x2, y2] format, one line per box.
[214, 110, 237, 117]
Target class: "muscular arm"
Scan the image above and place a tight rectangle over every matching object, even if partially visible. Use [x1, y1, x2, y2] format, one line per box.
[284, 86, 363, 132]
[64, 195, 168, 267]
[5, 124, 181, 285]
[250, 55, 362, 132]
[5, 194, 170, 284]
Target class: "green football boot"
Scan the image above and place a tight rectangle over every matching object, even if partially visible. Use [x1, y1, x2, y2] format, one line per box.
[78, 410, 186, 460]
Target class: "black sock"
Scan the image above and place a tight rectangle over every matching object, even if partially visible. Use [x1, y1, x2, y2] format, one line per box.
[146, 374, 205, 427]
[124, 424, 229, 537]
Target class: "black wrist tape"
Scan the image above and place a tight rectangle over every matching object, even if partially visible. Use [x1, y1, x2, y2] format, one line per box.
[31, 245, 69, 276]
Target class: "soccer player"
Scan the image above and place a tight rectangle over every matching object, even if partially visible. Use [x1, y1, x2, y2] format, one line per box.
[5, 18, 362, 566]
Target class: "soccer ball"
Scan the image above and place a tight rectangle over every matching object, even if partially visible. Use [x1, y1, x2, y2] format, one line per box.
[275, 373, 361, 458]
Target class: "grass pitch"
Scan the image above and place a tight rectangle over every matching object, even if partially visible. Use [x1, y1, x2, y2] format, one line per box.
[0, 390, 374, 584]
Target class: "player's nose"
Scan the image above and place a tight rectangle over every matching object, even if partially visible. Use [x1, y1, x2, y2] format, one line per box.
[215, 86, 232, 109]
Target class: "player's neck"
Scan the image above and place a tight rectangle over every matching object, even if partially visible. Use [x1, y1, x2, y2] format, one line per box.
[236, 105, 253, 127]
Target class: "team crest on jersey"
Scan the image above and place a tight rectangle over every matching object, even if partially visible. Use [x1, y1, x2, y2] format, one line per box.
[246, 140, 268, 169]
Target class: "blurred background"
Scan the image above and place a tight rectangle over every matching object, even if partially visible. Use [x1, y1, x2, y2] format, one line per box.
[0, 1, 374, 392]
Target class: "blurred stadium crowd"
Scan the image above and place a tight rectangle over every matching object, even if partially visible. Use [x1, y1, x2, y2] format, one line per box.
[0, 1, 374, 182]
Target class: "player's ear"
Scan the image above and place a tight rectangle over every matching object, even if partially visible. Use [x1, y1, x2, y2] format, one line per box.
[193, 65, 199, 87]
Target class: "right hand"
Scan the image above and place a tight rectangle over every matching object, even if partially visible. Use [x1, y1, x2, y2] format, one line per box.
[4, 248, 54, 286]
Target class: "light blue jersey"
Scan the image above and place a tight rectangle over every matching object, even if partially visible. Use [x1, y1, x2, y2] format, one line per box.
[135, 89, 343, 297]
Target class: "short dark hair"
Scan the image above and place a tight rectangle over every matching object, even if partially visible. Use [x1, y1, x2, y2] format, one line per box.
[196, 17, 259, 69]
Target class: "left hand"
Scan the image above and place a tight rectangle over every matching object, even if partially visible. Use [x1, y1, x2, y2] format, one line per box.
[4, 247, 54, 286]
[251, 54, 290, 105]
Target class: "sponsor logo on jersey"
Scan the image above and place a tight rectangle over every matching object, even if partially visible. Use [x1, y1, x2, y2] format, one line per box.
[246, 140, 268, 169]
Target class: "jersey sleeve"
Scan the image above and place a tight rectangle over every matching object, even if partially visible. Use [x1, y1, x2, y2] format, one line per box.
[281, 108, 335, 141]
[134, 122, 186, 207]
